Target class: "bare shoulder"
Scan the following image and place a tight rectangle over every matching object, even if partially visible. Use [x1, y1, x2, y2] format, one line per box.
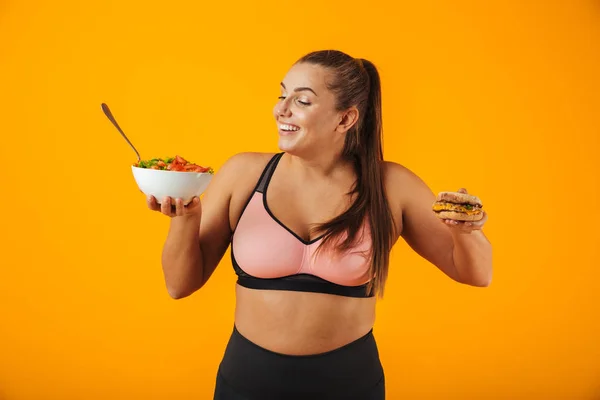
[217, 151, 276, 179]
[201, 151, 277, 208]
[382, 160, 417, 184]
[208, 151, 276, 193]
[217, 151, 277, 230]
[382, 160, 432, 203]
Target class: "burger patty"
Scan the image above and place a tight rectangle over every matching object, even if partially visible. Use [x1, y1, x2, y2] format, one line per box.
[433, 202, 482, 215]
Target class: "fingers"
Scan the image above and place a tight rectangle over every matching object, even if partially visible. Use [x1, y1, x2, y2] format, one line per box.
[147, 195, 159, 211]
[471, 211, 488, 227]
[443, 219, 475, 227]
[190, 196, 201, 209]
[165, 197, 185, 217]
[160, 197, 173, 216]
[147, 195, 201, 218]
[184, 196, 198, 212]
[174, 198, 185, 217]
[442, 219, 456, 225]
[442, 216, 486, 231]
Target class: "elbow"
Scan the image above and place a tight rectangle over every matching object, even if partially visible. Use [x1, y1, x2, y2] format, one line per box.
[459, 270, 493, 288]
[164, 274, 204, 299]
[167, 287, 190, 299]
[161, 261, 204, 299]
[469, 276, 492, 287]
[166, 284, 198, 299]
[449, 256, 493, 288]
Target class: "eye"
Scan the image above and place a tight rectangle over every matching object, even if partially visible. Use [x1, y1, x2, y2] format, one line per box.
[278, 95, 310, 106]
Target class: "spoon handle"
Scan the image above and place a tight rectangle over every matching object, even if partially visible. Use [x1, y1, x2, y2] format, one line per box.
[101, 103, 141, 162]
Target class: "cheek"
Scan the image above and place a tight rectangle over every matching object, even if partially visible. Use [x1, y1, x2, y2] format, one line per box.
[292, 107, 308, 123]
[310, 111, 338, 134]
[299, 108, 326, 128]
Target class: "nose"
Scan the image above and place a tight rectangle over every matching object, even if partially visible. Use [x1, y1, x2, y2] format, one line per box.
[275, 99, 292, 118]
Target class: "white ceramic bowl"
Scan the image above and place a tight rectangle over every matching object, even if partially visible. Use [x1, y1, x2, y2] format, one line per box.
[132, 166, 213, 205]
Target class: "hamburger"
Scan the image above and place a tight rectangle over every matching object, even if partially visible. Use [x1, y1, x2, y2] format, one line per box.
[432, 191, 484, 222]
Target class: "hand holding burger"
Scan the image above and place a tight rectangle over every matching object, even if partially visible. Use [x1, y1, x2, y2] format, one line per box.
[432, 188, 488, 232]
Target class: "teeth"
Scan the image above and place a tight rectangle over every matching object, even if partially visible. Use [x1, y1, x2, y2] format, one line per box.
[279, 124, 300, 131]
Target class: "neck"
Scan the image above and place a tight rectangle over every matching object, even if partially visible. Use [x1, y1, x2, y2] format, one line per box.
[285, 149, 354, 180]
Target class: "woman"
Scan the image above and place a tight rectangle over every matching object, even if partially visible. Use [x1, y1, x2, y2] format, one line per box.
[147, 50, 493, 399]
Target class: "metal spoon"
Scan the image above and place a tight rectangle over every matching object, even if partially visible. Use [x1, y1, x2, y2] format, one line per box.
[101, 103, 141, 162]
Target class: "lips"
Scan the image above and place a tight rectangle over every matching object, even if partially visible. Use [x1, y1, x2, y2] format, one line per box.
[278, 123, 300, 132]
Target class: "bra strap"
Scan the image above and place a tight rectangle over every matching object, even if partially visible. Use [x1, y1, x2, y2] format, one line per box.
[256, 152, 284, 193]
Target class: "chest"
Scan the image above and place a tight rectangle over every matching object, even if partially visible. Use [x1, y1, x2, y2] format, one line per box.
[265, 177, 354, 242]
[231, 193, 372, 286]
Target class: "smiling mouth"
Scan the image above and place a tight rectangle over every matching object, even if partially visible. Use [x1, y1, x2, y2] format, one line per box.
[278, 123, 300, 132]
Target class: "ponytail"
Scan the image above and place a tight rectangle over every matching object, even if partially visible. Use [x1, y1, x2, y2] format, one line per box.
[298, 50, 396, 298]
[348, 58, 395, 297]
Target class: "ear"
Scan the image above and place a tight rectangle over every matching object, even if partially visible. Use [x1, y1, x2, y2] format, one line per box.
[335, 106, 359, 134]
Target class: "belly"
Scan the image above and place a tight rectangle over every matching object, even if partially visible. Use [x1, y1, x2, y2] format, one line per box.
[233, 284, 377, 355]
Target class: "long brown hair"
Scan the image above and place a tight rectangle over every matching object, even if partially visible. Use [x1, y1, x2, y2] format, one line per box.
[296, 50, 396, 298]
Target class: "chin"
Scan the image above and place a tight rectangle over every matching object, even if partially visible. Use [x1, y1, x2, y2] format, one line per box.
[277, 132, 303, 153]
[277, 138, 292, 151]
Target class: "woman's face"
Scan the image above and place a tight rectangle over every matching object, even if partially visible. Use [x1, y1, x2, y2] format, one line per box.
[273, 62, 351, 156]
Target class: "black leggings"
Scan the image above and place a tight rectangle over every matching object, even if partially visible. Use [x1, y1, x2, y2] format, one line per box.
[214, 326, 385, 400]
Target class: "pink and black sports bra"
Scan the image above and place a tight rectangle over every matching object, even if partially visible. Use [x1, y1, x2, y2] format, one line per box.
[230, 152, 374, 298]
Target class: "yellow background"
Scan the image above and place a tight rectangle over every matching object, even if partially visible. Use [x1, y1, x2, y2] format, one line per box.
[1, 0, 599, 398]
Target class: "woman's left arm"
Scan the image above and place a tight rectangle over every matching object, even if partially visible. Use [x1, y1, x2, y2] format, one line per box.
[387, 162, 493, 287]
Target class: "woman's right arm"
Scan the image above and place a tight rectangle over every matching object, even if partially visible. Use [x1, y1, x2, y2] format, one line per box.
[153, 153, 248, 299]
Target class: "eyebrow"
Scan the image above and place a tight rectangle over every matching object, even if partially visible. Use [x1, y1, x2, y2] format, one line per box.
[280, 82, 318, 96]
